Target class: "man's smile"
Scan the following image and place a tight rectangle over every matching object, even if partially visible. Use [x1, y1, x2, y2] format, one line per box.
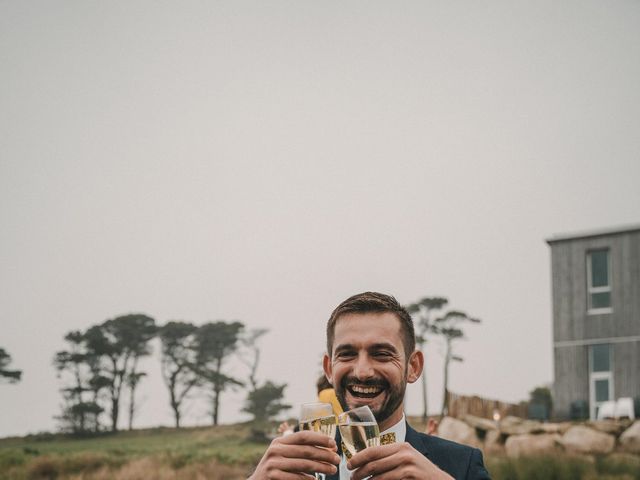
[347, 383, 385, 398]
[349, 384, 383, 395]
[343, 377, 389, 406]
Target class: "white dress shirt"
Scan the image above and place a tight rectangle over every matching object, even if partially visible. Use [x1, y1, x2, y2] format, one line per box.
[339, 414, 407, 479]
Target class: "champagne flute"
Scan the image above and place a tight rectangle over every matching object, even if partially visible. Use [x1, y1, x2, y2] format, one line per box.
[338, 405, 380, 459]
[299, 402, 337, 480]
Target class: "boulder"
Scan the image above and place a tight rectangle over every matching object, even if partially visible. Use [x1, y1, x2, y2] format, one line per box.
[498, 416, 544, 435]
[438, 416, 481, 448]
[619, 420, 640, 454]
[540, 422, 571, 434]
[587, 420, 627, 436]
[560, 425, 615, 455]
[505, 433, 562, 458]
[463, 414, 498, 432]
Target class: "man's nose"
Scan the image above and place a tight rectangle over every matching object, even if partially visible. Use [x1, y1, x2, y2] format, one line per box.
[353, 353, 374, 380]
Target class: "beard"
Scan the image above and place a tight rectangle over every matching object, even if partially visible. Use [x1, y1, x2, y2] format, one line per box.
[334, 374, 407, 426]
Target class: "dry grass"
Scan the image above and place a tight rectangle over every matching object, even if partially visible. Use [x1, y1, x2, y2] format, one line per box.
[27, 456, 249, 480]
[486, 453, 640, 480]
[8, 422, 640, 480]
[0, 424, 265, 480]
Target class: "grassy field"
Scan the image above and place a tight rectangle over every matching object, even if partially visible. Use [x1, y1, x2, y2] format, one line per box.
[0, 423, 266, 480]
[1, 420, 639, 480]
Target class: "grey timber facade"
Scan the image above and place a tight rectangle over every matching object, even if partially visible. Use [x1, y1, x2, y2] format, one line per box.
[546, 225, 640, 420]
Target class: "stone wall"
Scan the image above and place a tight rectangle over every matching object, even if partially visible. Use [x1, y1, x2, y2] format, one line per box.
[436, 415, 640, 458]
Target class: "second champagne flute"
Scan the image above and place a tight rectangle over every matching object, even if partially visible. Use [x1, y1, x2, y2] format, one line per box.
[338, 405, 380, 459]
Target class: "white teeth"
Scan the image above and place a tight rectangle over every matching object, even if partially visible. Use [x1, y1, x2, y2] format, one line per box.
[351, 385, 382, 394]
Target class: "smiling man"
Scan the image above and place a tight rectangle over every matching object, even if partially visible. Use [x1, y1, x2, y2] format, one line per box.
[248, 292, 490, 480]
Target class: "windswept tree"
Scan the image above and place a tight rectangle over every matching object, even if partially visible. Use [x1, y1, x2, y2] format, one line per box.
[239, 328, 269, 392]
[126, 370, 147, 431]
[54, 331, 105, 433]
[159, 321, 200, 428]
[83, 323, 119, 432]
[0, 347, 22, 384]
[116, 314, 157, 430]
[195, 321, 244, 426]
[431, 310, 481, 417]
[405, 297, 448, 422]
[238, 329, 290, 439]
[84, 314, 156, 432]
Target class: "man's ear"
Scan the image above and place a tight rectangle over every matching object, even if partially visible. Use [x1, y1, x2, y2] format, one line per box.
[323, 353, 333, 385]
[407, 350, 424, 384]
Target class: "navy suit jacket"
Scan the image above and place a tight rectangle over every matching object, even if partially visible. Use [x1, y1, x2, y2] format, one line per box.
[326, 422, 490, 480]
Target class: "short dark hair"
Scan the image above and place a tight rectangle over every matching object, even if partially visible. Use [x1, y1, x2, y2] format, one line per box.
[326, 292, 415, 360]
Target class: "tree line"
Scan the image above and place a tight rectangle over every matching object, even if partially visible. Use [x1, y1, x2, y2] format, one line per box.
[52, 314, 289, 435]
[2, 293, 482, 434]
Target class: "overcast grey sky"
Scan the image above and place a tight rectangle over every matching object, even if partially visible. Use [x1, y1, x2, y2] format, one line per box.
[1, 1, 639, 437]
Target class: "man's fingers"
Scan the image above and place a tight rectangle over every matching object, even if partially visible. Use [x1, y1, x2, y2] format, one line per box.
[269, 473, 315, 480]
[250, 432, 340, 479]
[349, 443, 443, 480]
[350, 457, 399, 480]
[277, 430, 337, 450]
[272, 457, 338, 476]
[354, 467, 411, 480]
[273, 443, 341, 465]
[350, 455, 399, 480]
[347, 443, 402, 469]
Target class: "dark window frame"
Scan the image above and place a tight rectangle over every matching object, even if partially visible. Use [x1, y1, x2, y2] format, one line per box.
[586, 248, 612, 314]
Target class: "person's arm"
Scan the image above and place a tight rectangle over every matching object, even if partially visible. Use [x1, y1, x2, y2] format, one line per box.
[247, 430, 340, 480]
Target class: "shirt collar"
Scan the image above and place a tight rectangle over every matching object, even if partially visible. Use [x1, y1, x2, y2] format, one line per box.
[381, 413, 406, 443]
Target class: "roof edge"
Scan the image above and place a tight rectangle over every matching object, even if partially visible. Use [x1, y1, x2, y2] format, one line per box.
[546, 223, 640, 244]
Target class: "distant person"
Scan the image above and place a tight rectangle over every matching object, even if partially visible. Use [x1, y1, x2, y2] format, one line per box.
[317, 374, 343, 416]
[249, 292, 490, 479]
[427, 417, 439, 435]
[277, 420, 294, 436]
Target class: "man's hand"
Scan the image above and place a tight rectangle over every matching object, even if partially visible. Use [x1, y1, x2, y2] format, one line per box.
[347, 443, 454, 480]
[248, 430, 341, 479]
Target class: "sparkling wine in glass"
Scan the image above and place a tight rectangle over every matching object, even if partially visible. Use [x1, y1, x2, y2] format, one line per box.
[299, 402, 337, 480]
[338, 405, 380, 458]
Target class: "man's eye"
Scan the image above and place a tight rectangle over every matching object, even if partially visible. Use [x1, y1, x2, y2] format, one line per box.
[336, 351, 355, 359]
[374, 351, 392, 358]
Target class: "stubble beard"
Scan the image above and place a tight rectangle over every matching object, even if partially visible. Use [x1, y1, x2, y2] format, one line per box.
[335, 373, 407, 426]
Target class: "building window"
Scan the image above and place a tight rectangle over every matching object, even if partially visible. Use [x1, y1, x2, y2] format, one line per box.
[587, 249, 612, 313]
[589, 343, 613, 419]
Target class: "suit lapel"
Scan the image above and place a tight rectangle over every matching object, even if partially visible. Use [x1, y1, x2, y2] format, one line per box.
[405, 422, 430, 459]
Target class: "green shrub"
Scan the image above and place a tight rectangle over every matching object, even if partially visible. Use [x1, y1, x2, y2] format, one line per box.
[487, 455, 593, 480]
[0, 449, 27, 469]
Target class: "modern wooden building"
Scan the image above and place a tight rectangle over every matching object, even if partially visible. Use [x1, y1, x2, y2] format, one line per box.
[547, 224, 640, 420]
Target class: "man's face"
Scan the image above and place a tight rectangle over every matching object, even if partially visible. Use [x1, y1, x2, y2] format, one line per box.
[323, 312, 422, 431]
